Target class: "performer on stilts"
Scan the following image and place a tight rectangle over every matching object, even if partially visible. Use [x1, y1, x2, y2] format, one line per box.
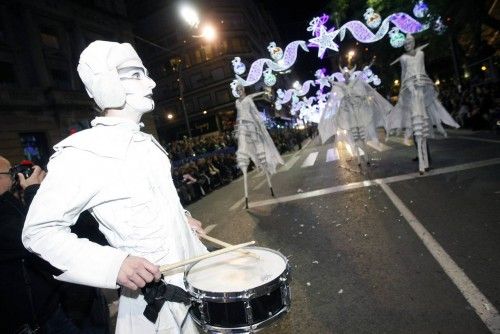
[389, 34, 459, 175]
[318, 63, 392, 167]
[234, 84, 284, 209]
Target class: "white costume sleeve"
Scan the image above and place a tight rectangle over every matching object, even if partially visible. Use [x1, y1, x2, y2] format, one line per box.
[22, 148, 129, 289]
[318, 84, 344, 144]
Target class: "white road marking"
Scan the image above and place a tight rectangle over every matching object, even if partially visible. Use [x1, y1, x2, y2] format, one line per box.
[248, 158, 500, 208]
[326, 148, 340, 162]
[301, 152, 319, 167]
[452, 136, 500, 144]
[378, 180, 500, 334]
[281, 155, 300, 171]
[388, 136, 413, 146]
[204, 224, 217, 234]
[344, 143, 364, 157]
[253, 178, 267, 190]
[366, 140, 392, 152]
[229, 197, 246, 211]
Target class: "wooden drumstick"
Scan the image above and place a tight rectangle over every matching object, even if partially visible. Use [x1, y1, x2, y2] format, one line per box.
[160, 241, 255, 274]
[199, 234, 260, 259]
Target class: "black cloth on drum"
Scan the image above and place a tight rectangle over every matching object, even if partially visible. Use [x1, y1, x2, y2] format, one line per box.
[141, 277, 190, 323]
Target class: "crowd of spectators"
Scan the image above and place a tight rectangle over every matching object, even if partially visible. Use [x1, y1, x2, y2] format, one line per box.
[164, 127, 313, 205]
[439, 82, 499, 131]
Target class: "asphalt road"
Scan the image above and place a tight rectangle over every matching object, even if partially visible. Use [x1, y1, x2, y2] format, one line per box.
[185, 129, 500, 334]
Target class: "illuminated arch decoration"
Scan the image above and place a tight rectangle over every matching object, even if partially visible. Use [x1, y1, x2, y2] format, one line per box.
[233, 40, 309, 87]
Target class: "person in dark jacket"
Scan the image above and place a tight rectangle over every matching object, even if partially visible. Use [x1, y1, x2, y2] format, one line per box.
[0, 155, 79, 333]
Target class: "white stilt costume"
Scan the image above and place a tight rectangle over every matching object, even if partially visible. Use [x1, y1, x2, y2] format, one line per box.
[234, 85, 284, 208]
[389, 34, 459, 174]
[22, 41, 206, 333]
[318, 66, 392, 166]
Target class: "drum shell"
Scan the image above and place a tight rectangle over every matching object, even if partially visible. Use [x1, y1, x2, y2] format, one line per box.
[184, 247, 291, 332]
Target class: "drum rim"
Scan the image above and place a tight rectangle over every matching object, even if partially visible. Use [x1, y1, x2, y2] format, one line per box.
[191, 302, 291, 333]
[184, 246, 290, 301]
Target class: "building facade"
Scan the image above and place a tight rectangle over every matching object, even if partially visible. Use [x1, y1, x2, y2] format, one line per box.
[0, 0, 157, 165]
[126, 0, 284, 143]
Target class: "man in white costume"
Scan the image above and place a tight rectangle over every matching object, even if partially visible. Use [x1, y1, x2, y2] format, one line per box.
[234, 84, 284, 209]
[389, 34, 459, 174]
[22, 41, 207, 333]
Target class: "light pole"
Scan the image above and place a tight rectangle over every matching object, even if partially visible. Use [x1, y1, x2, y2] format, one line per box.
[177, 3, 217, 138]
[170, 56, 192, 138]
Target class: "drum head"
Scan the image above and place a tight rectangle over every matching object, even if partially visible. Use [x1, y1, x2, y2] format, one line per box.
[186, 247, 287, 293]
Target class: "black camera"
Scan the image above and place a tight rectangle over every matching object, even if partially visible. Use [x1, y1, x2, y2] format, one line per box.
[10, 163, 34, 180]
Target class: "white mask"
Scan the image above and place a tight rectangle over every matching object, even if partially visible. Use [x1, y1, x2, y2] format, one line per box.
[404, 35, 415, 52]
[77, 41, 156, 113]
[117, 66, 156, 114]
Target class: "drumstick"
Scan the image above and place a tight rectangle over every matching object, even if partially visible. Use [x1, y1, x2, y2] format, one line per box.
[160, 241, 256, 273]
[199, 234, 260, 259]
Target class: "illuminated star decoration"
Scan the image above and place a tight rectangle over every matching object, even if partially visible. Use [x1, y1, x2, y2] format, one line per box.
[308, 25, 339, 58]
[314, 69, 331, 91]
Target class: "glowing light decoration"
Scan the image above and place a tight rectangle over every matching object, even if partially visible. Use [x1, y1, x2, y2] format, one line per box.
[389, 27, 406, 48]
[263, 68, 276, 87]
[305, 11, 427, 57]
[364, 8, 382, 29]
[230, 79, 242, 98]
[307, 14, 330, 36]
[267, 42, 284, 61]
[294, 80, 316, 97]
[413, 1, 429, 18]
[232, 57, 246, 75]
[234, 40, 309, 87]
[314, 69, 331, 91]
[433, 16, 446, 34]
[308, 25, 339, 58]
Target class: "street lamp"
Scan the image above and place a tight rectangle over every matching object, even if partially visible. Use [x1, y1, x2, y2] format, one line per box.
[173, 4, 217, 138]
[347, 50, 355, 67]
[179, 3, 199, 28]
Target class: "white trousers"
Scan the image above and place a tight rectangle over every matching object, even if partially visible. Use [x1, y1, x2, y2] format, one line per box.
[115, 288, 199, 334]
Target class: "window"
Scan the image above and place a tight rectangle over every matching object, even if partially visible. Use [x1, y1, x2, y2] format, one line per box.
[197, 94, 211, 109]
[231, 38, 247, 53]
[0, 61, 16, 85]
[40, 26, 60, 49]
[217, 40, 228, 55]
[203, 46, 213, 60]
[211, 67, 225, 81]
[0, 15, 6, 43]
[192, 49, 203, 64]
[215, 89, 230, 104]
[190, 72, 203, 89]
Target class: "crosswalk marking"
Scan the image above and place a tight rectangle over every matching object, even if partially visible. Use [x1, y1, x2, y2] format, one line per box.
[344, 143, 365, 157]
[366, 140, 392, 152]
[326, 148, 340, 162]
[301, 152, 319, 167]
[281, 155, 300, 171]
[388, 136, 413, 146]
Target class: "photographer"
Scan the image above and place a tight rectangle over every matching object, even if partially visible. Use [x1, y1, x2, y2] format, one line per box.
[0, 156, 79, 333]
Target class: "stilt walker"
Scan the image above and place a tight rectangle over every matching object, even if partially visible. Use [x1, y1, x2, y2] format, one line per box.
[389, 34, 459, 174]
[318, 64, 392, 167]
[233, 84, 283, 209]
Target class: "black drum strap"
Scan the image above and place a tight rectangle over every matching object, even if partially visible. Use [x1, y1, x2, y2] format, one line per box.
[142, 277, 191, 323]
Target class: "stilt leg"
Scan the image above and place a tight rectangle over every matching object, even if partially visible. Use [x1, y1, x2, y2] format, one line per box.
[265, 171, 274, 197]
[422, 138, 429, 170]
[243, 168, 249, 209]
[416, 136, 425, 174]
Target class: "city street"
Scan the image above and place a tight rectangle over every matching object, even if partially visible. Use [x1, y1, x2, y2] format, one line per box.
[185, 129, 500, 333]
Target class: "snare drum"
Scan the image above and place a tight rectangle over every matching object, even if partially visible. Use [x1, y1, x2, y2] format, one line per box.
[184, 246, 291, 333]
